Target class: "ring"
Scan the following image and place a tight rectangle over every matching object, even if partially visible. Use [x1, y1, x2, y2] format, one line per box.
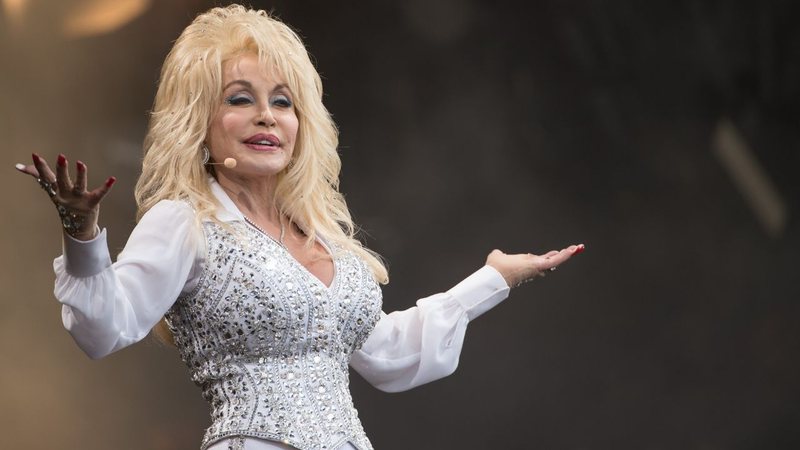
[37, 178, 57, 198]
[549, 266, 557, 272]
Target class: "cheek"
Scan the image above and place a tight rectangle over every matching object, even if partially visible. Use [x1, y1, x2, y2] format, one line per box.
[207, 112, 242, 144]
[220, 111, 247, 135]
[286, 115, 300, 143]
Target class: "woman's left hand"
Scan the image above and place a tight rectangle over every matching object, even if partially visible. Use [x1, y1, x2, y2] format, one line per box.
[486, 244, 585, 288]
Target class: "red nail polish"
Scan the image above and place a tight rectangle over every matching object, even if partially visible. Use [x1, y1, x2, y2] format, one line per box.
[77, 161, 85, 171]
[105, 176, 116, 188]
[32, 153, 41, 164]
[57, 154, 66, 166]
[573, 244, 585, 255]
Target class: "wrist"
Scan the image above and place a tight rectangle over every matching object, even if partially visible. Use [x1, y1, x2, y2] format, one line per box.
[62, 212, 98, 241]
[485, 262, 513, 287]
[71, 227, 98, 241]
[55, 204, 97, 240]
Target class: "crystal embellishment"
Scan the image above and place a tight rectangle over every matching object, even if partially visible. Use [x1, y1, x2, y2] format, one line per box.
[166, 221, 383, 450]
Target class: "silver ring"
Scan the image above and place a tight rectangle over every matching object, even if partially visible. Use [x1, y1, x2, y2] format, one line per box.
[37, 178, 57, 198]
[549, 266, 557, 272]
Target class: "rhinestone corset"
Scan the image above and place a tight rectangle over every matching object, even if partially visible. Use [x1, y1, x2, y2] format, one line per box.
[165, 221, 383, 450]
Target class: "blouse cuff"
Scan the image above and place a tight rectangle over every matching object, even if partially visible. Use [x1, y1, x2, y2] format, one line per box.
[447, 265, 510, 321]
[61, 227, 112, 278]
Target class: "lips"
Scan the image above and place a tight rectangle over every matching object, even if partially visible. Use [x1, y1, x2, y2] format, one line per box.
[244, 133, 280, 149]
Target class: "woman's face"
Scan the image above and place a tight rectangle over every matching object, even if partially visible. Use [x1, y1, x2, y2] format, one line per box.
[206, 53, 299, 182]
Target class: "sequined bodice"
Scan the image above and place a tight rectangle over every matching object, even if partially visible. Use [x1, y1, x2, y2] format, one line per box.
[166, 221, 383, 450]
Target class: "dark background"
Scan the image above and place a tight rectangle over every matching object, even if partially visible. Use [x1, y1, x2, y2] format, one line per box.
[1, 1, 798, 449]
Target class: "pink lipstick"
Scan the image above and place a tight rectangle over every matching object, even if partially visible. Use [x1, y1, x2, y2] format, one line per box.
[244, 133, 280, 151]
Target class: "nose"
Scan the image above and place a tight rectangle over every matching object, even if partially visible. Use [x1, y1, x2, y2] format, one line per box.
[256, 104, 277, 127]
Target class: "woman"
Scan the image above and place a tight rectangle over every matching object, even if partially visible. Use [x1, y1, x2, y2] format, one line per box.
[16, 5, 583, 450]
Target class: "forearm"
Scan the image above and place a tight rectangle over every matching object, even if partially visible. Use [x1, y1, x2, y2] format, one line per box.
[53, 200, 201, 358]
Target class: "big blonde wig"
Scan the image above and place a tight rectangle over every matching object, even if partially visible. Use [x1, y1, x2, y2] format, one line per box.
[136, 5, 388, 341]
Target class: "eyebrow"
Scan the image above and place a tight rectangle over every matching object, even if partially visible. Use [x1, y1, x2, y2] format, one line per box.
[222, 79, 290, 94]
[223, 79, 253, 91]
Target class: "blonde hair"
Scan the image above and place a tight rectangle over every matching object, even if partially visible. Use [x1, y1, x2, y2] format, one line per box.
[137, 5, 388, 343]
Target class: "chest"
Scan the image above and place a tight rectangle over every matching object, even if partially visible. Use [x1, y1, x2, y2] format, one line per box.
[281, 236, 335, 289]
[172, 222, 383, 359]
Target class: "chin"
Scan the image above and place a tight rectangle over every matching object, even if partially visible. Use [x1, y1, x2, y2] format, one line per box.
[241, 160, 290, 176]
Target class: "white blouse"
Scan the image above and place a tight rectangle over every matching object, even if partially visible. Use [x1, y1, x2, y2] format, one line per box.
[53, 179, 510, 449]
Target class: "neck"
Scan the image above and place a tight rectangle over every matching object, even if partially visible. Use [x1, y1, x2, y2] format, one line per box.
[216, 172, 280, 224]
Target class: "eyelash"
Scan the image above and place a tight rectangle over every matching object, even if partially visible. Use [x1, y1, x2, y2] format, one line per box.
[272, 96, 292, 108]
[225, 94, 253, 106]
[224, 94, 293, 108]
[225, 95, 253, 106]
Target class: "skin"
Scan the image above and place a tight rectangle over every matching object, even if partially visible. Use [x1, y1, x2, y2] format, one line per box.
[208, 54, 298, 202]
[16, 52, 584, 287]
[207, 53, 335, 286]
[16, 153, 114, 242]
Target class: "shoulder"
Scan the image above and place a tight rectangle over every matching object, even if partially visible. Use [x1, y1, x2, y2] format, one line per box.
[133, 199, 202, 245]
[144, 198, 195, 215]
[118, 199, 205, 261]
[140, 199, 197, 224]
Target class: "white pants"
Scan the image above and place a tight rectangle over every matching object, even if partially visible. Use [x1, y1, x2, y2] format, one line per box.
[206, 436, 358, 450]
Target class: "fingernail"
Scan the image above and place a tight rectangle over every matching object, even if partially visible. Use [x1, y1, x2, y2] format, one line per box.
[77, 161, 85, 171]
[573, 244, 585, 255]
[106, 176, 116, 188]
[32, 153, 40, 164]
[15, 163, 25, 171]
[57, 154, 66, 166]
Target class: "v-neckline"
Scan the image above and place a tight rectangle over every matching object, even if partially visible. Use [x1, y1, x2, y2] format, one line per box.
[209, 179, 338, 290]
[243, 218, 338, 291]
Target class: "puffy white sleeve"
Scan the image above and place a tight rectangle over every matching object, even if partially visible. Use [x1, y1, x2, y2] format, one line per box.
[52, 200, 202, 360]
[350, 265, 510, 393]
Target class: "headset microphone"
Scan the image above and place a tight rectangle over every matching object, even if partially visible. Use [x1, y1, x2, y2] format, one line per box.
[207, 158, 237, 168]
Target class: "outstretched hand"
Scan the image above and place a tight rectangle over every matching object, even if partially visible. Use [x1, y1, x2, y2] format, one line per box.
[487, 244, 585, 288]
[16, 153, 116, 241]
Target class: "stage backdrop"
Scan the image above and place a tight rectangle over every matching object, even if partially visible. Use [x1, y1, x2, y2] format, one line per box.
[1, 0, 798, 449]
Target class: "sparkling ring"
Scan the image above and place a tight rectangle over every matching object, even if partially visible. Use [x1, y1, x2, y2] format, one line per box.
[37, 178, 57, 198]
[549, 266, 557, 272]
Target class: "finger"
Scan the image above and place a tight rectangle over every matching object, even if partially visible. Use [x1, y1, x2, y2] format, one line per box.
[543, 244, 584, 269]
[543, 250, 560, 258]
[540, 254, 568, 271]
[55, 154, 74, 193]
[87, 176, 116, 207]
[32, 153, 56, 182]
[75, 161, 87, 192]
[15, 162, 41, 178]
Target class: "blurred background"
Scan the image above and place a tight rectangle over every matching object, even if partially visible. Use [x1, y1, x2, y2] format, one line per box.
[1, 0, 799, 449]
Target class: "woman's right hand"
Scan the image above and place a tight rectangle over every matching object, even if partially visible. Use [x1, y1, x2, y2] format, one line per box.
[16, 153, 116, 241]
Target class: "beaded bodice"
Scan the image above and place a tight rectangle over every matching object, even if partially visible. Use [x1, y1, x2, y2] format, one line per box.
[165, 221, 383, 450]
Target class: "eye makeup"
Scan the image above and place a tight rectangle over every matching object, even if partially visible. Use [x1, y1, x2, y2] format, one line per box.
[225, 93, 254, 106]
[270, 94, 293, 108]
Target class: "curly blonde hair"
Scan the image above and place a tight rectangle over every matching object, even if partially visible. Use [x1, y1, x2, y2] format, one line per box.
[136, 5, 388, 342]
